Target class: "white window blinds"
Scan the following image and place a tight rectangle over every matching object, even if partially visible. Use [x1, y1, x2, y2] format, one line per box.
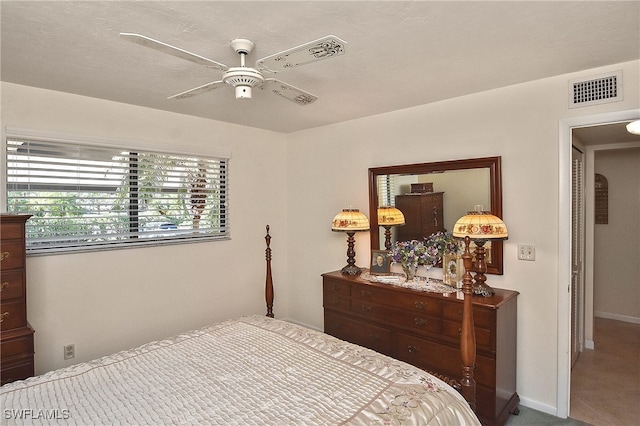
[376, 174, 396, 207]
[5, 136, 229, 254]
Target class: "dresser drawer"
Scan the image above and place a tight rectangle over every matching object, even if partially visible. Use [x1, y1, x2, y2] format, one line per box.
[441, 299, 492, 328]
[351, 283, 441, 316]
[0, 221, 25, 241]
[0, 300, 27, 330]
[324, 311, 392, 355]
[323, 293, 351, 311]
[0, 270, 26, 302]
[350, 298, 442, 335]
[392, 309, 442, 334]
[441, 319, 493, 350]
[1, 357, 34, 386]
[323, 278, 351, 296]
[1, 329, 34, 361]
[394, 332, 494, 387]
[0, 240, 25, 271]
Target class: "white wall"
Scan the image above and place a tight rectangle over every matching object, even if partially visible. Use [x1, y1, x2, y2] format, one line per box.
[285, 60, 640, 415]
[594, 148, 640, 321]
[1, 82, 289, 374]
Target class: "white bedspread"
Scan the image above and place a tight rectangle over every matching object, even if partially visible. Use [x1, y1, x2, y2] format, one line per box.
[1, 316, 480, 425]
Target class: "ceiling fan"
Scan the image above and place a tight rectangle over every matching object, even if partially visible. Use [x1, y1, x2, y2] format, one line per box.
[120, 33, 347, 105]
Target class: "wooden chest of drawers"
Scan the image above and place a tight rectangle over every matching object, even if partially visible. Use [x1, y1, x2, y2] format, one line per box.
[322, 270, 519, 426]
[395, 192, 445, 241]
[1, 214, 35, 385]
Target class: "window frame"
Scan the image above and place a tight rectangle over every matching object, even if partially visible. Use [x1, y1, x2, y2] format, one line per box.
[3, 128, 231, 255]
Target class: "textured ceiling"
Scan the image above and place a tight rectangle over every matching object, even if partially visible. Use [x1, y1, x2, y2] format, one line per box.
[1, 1, 639, 134]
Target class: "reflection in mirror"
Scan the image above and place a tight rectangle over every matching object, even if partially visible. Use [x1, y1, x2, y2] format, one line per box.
[368, 157, 503, 275]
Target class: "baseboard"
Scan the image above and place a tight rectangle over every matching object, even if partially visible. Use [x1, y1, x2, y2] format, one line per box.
[585, 339, 594, 350]
[595, 311, 640, 324]
[280, 317, 322, 332]
[516, 395, 559, 417]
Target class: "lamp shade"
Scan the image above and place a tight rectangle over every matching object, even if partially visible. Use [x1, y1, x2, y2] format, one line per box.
[626, 119, 640, 135]
[453, 211, 508, 240]
[331, 208, 370, 232]
[377, 206, 405, 226]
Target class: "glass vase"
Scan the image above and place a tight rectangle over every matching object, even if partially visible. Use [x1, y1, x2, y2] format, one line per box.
[402, 264, 417, 281]
[425, 264, 432, 283]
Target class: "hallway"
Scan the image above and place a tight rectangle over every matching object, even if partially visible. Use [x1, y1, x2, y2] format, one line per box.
[569, 318, 640, 425]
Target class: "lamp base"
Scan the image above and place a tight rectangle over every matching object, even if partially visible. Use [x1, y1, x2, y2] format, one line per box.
[341, 264, 363, 276]
[473, 282, 495, 297]
[470, 239, 494, 297]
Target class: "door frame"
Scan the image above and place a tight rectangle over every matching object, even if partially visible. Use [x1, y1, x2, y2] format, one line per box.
[571, 145, 585, 367]
[557, 109, 640, 418]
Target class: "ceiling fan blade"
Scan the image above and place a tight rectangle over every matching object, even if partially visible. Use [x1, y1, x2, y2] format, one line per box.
[261, 79, 318, 105]
[120, 33, 228, 71]
[256, 35, 346, 73]
[168, 80, 226, 100]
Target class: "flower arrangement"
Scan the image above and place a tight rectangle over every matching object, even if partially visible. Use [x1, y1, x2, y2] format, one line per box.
[424, 231, 461, 264]
[389, 232, 461, 280]
[388, 239, 434, 272]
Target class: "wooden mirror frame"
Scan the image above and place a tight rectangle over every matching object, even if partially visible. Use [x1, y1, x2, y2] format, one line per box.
[368, 156, 504, 275]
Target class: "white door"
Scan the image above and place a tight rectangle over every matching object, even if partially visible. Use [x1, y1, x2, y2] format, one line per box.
[571, 146, 585, 367]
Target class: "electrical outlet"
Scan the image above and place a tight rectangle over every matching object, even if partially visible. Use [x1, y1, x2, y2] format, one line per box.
[64, 344, 75, 360]
[518, 244, 535, 261]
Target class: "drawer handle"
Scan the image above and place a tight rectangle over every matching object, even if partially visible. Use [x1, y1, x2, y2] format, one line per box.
[369, 333, 380, 343]
[0, 251, 9, 262]
[0, 312, 9, 322]
[414, 301, 426, 310]
[0, 282, 8, 291]
[330, 297, 341, 305]
[360, 290, 372, 297]
[407, 345, 418, 354]
[414, 317, 428, 326]
[360, 305, 372, 313]
[332, 284, 341, 291]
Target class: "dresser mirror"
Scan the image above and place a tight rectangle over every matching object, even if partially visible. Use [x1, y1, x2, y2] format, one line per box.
[368, 156, 503, 275]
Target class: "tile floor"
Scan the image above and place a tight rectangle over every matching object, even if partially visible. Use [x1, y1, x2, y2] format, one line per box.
[569, 317, 640, 426]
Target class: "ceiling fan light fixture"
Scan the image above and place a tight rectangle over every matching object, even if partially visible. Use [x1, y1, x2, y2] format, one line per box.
[222, 67, 265, 99]
[626, 119, 640, 135]
[236, 85, 252, 99]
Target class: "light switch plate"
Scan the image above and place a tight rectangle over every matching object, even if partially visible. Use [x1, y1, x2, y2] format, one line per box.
[518, 244, 535, 261]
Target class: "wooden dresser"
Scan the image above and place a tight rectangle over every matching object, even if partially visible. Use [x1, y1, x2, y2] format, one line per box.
[322, 270, 519, 426]
[1, 214, 35, 385]
[395, 192, 445, 241]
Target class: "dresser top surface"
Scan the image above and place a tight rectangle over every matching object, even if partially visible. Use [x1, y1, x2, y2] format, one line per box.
[0, 214, 32, 224]
[396, 192, 444, 196]
[322, 270, 518, 308]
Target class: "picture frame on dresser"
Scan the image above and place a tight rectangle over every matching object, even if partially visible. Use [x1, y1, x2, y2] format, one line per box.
[370, 250, 390, 274]
[443, 253, 464, 288]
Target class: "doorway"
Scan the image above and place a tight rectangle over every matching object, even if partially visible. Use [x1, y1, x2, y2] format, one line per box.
[558, 110, 640, 418]
[570, 142, 640, 425]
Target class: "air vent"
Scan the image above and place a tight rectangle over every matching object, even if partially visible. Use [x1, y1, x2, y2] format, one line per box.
[569, 71, 622, 108]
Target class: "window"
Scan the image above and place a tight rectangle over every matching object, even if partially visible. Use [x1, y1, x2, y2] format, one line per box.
[377, 174, 396, 207]
[5, 134, 229, 254]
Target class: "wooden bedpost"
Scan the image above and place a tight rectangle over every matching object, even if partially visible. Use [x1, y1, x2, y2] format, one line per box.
[460, 236, 477, 411]
[265, 225, 274, 318]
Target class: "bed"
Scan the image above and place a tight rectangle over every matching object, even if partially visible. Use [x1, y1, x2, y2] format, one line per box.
[1, 226, 480, 425]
